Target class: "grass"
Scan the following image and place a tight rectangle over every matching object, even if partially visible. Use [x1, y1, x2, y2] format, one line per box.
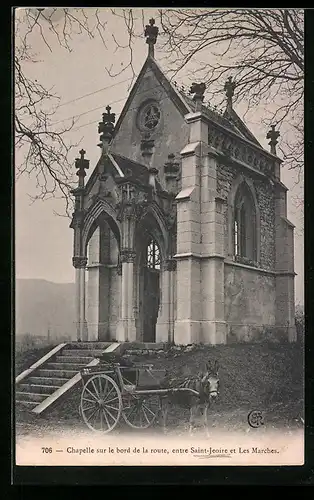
[126, 342, 304, 427]
[15, 342, 304, 432]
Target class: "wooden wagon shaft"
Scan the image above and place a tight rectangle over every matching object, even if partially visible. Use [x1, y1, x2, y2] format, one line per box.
[128, 387, 200, 396]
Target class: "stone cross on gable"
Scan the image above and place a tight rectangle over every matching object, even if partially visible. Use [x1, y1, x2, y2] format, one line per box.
[144, 18, 159, 58]
[122, 182, 135, 201]
[266, 125, 280, 156]
[98, 105, 115, 137]
[224, 76, 236, 110]
[104, 105, 115, 125]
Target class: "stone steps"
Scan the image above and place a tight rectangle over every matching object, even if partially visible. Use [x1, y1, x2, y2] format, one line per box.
[15, 341, 120, 416]
[27, 376, 69, 386]
[65, 342, 111, 350]
[35, 368, 79, 378]
[16, 400, 38, 410]
[18, 383, 60, 394]
[60, 349, 107, 357]
[16, 391, 50, 403]
[44, 362, 91, 371]
[55, 355, 94, 364]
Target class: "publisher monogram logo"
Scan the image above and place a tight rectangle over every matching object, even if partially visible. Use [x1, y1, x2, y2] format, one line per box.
[247, 410, 264, 428]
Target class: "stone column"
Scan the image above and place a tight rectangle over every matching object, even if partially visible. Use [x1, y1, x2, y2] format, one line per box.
[86, 226, 110, 341]
[116, 263, 127, 342]
[163, 259, 177, 344]
[109, 265, 121, 336]
[127, 257, 137, 341]
[274, 183, 296, 341]
[116, 250, 137, 342]
[75, 267, 81, 341]
[174, 128, 203, 344]
[169, 262, 176, 344]
[80, 266, 87, 341]
[199, 151, 227, 344]
[73, 256, 88, 342]
[156, 261, 171, 343]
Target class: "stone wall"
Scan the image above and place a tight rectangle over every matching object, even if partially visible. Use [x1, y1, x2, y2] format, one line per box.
[254, 179, 275, 270]
[217, 163, 275, 268]
[224, 263, 277, 343]
[216, 162, 234, 201]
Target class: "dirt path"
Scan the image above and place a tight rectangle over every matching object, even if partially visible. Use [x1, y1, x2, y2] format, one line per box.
[15, 405, 304, 440]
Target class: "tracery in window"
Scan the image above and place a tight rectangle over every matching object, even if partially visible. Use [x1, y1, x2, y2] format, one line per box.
[138, 102, 161, 131]
[146, 240, 161, 270]
[233, 183, 257, 263]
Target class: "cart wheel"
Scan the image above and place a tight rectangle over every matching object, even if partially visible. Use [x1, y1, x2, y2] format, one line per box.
[122, 393, 161, 429]
[80, 374, 122, 433]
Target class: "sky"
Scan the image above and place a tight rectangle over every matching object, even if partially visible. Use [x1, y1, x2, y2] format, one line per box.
[14, 8, 304, 305]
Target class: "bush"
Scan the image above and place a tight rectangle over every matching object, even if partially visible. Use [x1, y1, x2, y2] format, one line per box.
[15, 332, 37, 354]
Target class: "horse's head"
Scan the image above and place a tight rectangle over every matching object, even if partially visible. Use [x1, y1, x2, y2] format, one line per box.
[200, 360, 220, 402]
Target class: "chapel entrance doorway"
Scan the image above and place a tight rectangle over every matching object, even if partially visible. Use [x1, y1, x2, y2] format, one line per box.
[141, 239, 161, 342]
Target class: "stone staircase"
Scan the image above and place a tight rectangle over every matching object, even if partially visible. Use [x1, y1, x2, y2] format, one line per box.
[16, 342, 119, 415]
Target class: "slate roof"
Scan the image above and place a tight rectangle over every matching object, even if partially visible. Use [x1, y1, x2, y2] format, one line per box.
[111, 153, 149, 184]
[177, 89, 262, 147]
[111, 153, 163, 191]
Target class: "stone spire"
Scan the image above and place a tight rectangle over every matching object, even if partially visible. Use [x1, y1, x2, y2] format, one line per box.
[98, 105, 115, 155]
[75, 149, 89, 189]
[144, 18, 159, 58]
[266, 125, 280, 156]
[189, 82, 206, 112]
[224, 76, 236, 112]
[72, 149, 89, 217]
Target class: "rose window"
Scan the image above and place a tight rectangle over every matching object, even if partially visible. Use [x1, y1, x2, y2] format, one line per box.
[140, 103, 161, 130]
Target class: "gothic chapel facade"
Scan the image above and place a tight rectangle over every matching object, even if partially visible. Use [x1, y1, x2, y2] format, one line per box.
[70, 19, 296, 345]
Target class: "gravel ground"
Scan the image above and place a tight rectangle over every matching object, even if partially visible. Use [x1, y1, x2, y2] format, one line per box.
[15, 405, 304, 441]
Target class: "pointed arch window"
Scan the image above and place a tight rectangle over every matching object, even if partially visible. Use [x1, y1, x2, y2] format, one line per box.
[146, 239, 161, 270]
[233, 183, 257, 263]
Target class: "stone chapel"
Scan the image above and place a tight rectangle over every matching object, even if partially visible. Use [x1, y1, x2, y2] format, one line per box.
[70, 19, 296, 346]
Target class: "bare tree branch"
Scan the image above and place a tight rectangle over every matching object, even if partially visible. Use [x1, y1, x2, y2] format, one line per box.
[158, 8, 303, 199]
[14, 7, 137, 215]
[15, 7, 304, 219]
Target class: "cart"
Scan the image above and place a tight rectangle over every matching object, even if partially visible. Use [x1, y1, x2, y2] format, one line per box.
[79, 360, 200, 434]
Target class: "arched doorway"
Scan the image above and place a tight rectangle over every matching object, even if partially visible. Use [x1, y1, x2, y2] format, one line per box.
[140, 238, 161, 342]
[85, 219, 120, 341]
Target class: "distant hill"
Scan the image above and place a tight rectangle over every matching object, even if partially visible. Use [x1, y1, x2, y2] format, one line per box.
[15, 279, 76, 340]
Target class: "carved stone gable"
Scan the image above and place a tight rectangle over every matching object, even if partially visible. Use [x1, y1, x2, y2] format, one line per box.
[116, 180, 149, 222]
[208, 124, 276, 178]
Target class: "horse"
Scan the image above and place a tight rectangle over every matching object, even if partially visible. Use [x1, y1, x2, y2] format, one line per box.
[160, 360, 220, 436]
